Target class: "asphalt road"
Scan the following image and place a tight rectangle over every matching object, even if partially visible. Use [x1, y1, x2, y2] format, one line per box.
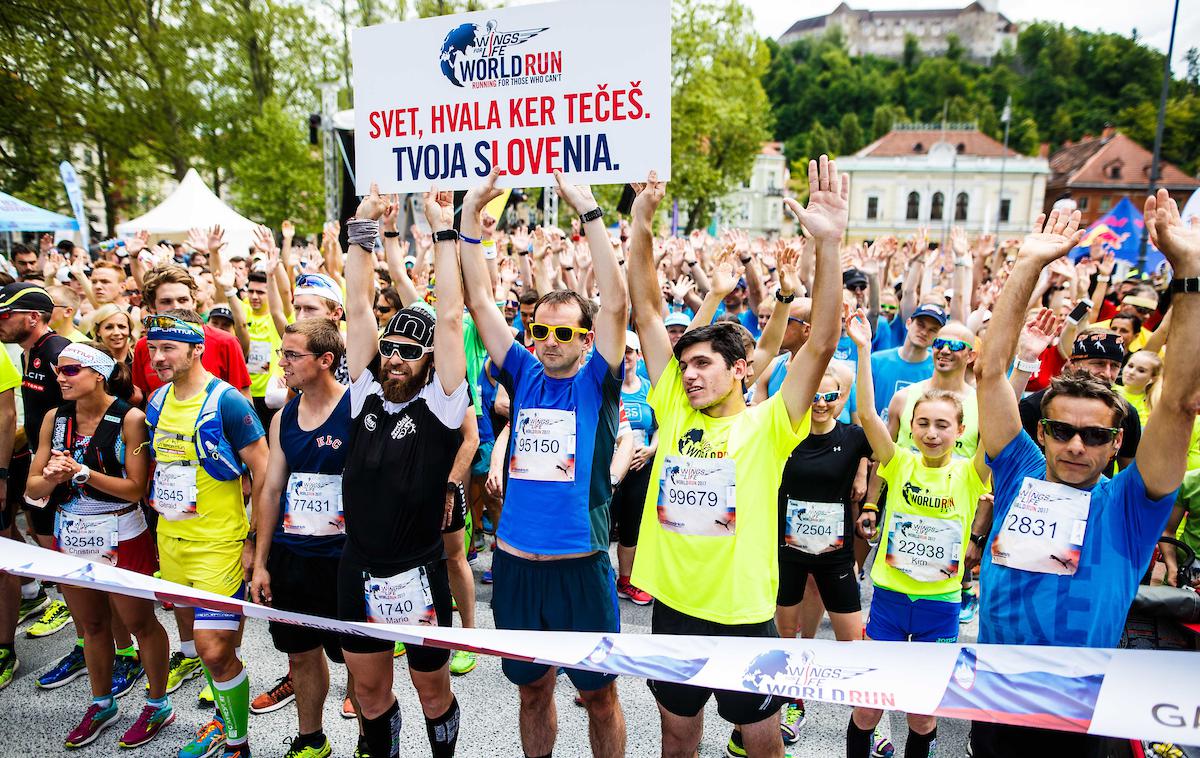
[0, 542, 975, 757]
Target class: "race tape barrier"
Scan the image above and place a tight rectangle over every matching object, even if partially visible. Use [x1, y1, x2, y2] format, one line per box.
[4, 540, 1199, 745]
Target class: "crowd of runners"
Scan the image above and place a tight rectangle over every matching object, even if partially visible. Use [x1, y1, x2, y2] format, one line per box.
[0, 157, 1198, 758]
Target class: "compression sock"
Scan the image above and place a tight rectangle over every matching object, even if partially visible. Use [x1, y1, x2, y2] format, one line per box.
[363, 699, 401, 758]
[211, 669, 250, 745]
[424, 696, 461, 758]
[116, 644, 138, 659]
[905, 726, 937, 758]
[180, 640, 197, 659]
[297, 730, 326, 750]
[846, 716, 873, 758]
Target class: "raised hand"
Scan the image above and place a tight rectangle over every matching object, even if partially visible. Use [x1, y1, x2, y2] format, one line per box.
[710, 245, 743, 297]
[281, 220, 294, 241]
[553, 170, 598, 216]
[1017, 208, 1085, 266]
[39, 233, 54, 256]
[355, 182, 386, 221]
[464, 168, 504, 216]
[382, 194, 401, 233]
[783, 155, 848, 242]
[207, 225, 226, 254]
[422, 188, 455, 232]
[252, 225, 277, 256]
[630, 170, 665, 225]
[186, 227, 209, 254]
[1017, 307, 1063, 359]
[511, 225, 531, 252]
[1146, 188, 1200, 276]
[669, 276, 696, 303]
[949, 225, 969, 257]
[845, 307, 872, 348]
[1099, 250, 1117, 277]
[777, 243, 801, 296]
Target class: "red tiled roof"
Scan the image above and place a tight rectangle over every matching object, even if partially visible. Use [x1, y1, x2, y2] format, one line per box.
[1048, 132, 1198, 189]
[856, 129, 1018, 158]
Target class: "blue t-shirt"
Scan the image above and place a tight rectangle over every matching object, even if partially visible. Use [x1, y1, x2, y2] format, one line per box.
[870, 347, 932, 418]
[272, 391, 350, 559]
[713, 302, 761, 338]
[872, 314, 905, 351]
[979, 432, 1177, 648]
[497, 341, 622, 555]
[620, 375, 656, 447]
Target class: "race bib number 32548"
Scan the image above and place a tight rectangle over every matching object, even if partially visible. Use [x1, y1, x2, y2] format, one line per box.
[656, 456, 736, 537]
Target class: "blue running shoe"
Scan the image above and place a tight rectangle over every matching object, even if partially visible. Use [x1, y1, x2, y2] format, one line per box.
[481, 569, 493, 584]
[112, 654, 145, 698]
[959, 589, 979, 624]
[481, 514, 495, 535]
[178, 712, 226, 758]
[37, 645, 87, 689]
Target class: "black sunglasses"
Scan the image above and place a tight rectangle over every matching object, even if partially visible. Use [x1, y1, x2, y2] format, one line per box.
[379, 341, 431, 361]
[1040, 419, 1119, 447]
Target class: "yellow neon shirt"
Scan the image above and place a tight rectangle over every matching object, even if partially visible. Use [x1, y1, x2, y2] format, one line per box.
[631, 358, 809, 625]
[872, 446, 989, 599]
[0, 349, 20, 393]
[152, 384, 249, 543]
[242, 303, 282, 397]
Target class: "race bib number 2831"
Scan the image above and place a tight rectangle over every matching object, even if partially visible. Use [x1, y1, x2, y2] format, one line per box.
[991, 477, 1090, 576]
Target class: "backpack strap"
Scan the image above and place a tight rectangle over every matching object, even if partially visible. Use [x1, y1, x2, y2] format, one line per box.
[89, 399, 133, 476]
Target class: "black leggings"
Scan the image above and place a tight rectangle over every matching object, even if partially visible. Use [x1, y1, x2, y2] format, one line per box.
[613, 463, 654, 548]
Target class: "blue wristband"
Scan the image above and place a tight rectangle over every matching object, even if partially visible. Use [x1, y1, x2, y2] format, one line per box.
[460, 233, 481, 245]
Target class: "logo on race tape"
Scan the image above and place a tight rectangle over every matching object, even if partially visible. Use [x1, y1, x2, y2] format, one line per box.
[743, 649, 886, 706]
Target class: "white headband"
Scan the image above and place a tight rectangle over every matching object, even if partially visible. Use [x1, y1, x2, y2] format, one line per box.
[58, 343, 116, 380]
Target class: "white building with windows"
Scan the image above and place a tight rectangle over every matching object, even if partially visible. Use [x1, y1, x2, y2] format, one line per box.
[834, 124, 1048, 244]
[725, 141, 792, 237]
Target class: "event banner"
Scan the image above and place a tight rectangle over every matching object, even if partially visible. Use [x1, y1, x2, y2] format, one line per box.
[352, 0, 671, 193]
[3, 540, 1198, 745]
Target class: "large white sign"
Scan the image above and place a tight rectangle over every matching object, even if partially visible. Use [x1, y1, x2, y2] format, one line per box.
[352, 0, 671, 193]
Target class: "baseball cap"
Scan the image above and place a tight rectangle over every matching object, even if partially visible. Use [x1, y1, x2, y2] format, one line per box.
[1071, 332, 1124, 363]
[842, 268, 868, 289]
[664, 312, 691, 328]
[207, 305, 234, 323]
[910, 304, 948, 326]
[294, 273, 344, 307]
[0, 282, 55, 314]
[625, 330, 641, 352]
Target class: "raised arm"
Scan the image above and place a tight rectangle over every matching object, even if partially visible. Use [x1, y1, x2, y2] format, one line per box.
[948, 226, 972, 324]
[1007, 308, 1063, 399]
[689, 245, 741, 331]
[847, 307, 895, 467]
[752, 244, 800, 372]
[627, 171, 672, 385]
[422, 188, 465, 394]
[778, 156, 847, 427]
[1138, 190, 1200, 499]
[460, 169, 515, 369]
[977, 210, 1084, 459]
[382, 195, 421, 307]
[345, 184, 386, 381]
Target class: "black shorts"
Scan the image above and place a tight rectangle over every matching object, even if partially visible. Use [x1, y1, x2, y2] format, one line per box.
[970, 720, 1108, 758]
[10, 449, 52, 536]
[776, 558, 861, 613]
[612, 463, 653, 548]
[647, 602, 789, 725]
[336, 553, 453, 671]
[266, 546, 345, 663]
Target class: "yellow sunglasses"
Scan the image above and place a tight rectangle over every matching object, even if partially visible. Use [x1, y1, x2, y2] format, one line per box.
[530, 322, 589, 343]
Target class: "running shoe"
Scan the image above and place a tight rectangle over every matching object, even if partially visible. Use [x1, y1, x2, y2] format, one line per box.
[177, 714, 225, 758]
[284, 735, 331, 758]
[37, 644, 87, 689]
[340, 696, 356, 719]
[112, 654, 145, 698]
[481, 569, 493, 584]
[249, 674, 294, 714]
[0, 648, 18, 691]
[472, 532, 486, 552]
[780, 700, 806, 744]
[616, 579, 653, 605]
[959, 590, 979, 624]
[118, 701, 176, 748]
[17, 590, 50, 623]
[27, 599, 72, 637]
[393, 642, 405, 658]
[724, 728, 747, 758]
[64, 700, 120, 748]
[1150, 744, 1186, 758]
[466, 549, 478, 564]
[221, 743, 251, 758]
[449, 650, 477, 675]
[354, 737, 372, 758]
[871, 727, 895, 758]
[198, 681, 214, 708]
[163, 652, 204, 694]
[481, 514, 495, 535]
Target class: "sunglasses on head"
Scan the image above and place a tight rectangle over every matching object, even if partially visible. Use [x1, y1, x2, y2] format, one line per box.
[55, 363, 91, 377]
[813, 391, 839, 403]
[1039, 419, 1119, 447]
[379, 340, 432, 361]
[530, 323, 589, 343]
[142, 314, 203, 335]
[932, 338, 972, 352]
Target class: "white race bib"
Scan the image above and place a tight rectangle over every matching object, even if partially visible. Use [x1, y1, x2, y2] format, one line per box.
[364, 567, 435, 626]
[991, 477, 1090, 576]
[283, 473, 344, 537]
[784, 500, 845, 555]
[884, 512, 962, 583]
[248, 340, 272, 374]
[509, 408, 577, 482]
[656, 456, 737, 537]
[57, 513, 118, 565]
[151, 463, 199, 521]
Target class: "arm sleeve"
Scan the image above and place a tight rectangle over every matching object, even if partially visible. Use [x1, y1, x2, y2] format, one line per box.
[220, 389, 266, 447]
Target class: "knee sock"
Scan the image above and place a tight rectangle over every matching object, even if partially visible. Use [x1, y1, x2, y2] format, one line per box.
[905, 726, 937, 758]
[363, 699, 401, 758]
[210, 669, 250, 745]
[424, 696, 461, 758]
[846, 716, 873, 758]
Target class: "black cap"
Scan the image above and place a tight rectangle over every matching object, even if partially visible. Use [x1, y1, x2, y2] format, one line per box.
[207, 305, 234, 323]
[1071, 332, 1124, 363]
[0, 282, 55, 314]
[843, 268, 868, 289]
[383, 306, 436, 348]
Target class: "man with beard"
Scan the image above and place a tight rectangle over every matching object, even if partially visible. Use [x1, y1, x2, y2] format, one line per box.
[336, 184, 469, 758]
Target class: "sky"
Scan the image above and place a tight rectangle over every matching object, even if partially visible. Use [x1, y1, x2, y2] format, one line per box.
[745, 0, 1195, 76]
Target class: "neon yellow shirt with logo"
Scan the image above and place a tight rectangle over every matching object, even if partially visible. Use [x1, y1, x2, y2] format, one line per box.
[873, 447, 989, 601]
[896, 379, 978, 459]
[631, 358, 809, 625]
[242, 303, 282, 397]
[152, 385, 249, 543]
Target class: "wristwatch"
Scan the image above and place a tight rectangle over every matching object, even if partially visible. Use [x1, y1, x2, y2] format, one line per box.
[1169, 276, 1200, 294]
[432, 229, 459, 243]
[71, 465, 91, 486]
[969, 532, 989, 548]
[579, 207, 604, 224]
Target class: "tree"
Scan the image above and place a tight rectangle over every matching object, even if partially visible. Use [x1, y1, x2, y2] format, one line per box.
[231, 99, 324, 230]
[839, 112, 864, 154]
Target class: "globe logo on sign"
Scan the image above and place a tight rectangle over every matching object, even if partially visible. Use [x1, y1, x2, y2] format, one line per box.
[438, 20, 550, 88]
[439, 23, 480, 87]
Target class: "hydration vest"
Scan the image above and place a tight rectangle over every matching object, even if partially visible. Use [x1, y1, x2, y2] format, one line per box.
[145, 377, 246, 481]
[49, 398, 133, 509]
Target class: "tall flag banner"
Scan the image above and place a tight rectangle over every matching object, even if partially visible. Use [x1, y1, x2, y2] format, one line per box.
[59, 161, 90, 242]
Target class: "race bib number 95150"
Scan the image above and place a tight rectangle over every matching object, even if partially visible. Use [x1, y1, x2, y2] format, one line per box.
[509, 408, 576, 482]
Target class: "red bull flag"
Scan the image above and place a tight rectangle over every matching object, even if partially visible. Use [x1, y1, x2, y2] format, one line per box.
[1070, 196, 1164, 272]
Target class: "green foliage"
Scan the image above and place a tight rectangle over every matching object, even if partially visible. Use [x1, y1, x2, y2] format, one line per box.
[231, 99, 325, 231]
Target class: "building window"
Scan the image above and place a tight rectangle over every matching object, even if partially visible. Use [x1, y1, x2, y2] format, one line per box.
[999, 198, 1011, 223]
[1099, 196, 1112, 212]
[955, 192, 969, 221]
[1078, 196, 1088, 210]
[912, 142, 924, 153]
[867, 196, 880, 220]
[931, 192, 944, 221]
[906, 192, 920, 220]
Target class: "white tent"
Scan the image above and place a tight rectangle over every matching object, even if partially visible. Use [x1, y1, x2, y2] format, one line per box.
[116, 169, 256, 256]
